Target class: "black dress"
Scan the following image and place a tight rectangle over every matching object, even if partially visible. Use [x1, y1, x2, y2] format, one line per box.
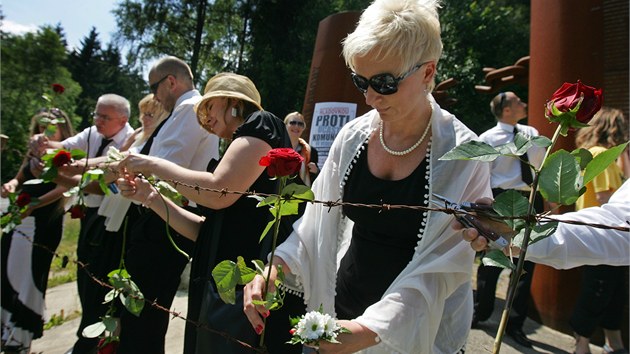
[1, 168, 64, 351]
[336, 142, 428, 319]
[185, 111, 305, 354]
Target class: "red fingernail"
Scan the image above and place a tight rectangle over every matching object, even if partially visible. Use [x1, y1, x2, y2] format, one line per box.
[263, 311, 270, 318]
[255, 325, 264, 334]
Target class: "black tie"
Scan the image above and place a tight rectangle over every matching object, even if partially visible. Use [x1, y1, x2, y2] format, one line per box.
[96, 137, 113, 157]
[514, 127, 533, 186]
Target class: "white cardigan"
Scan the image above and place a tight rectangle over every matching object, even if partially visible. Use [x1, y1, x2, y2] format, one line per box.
[275, 100, 491, 354]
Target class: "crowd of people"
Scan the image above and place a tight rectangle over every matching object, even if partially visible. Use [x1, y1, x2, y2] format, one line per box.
[1, 0, 629, 353]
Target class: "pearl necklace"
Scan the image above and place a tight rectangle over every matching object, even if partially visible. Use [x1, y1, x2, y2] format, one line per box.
[379, 111, 432, 156]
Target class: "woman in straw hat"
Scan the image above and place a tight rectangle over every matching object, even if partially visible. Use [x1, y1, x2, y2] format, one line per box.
[116, 72, 305, 354]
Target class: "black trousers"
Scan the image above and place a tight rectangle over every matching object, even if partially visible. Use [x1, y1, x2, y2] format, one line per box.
[474, 188, 542, 330]
[570, 265, 628, 337]
[475, 259, 535, 329]
[117, 210, 194, 354]
[73, 208, 125, 354]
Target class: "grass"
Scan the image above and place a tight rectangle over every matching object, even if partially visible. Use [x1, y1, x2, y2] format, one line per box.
[47, 216, 80, 288]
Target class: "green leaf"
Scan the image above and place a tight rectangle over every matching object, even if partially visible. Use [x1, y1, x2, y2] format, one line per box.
[123, 291, 145, 316]
[530, 135, 552, 148]
[103, 316, 118, 332]
[512, 132, 534, 155]
[439, 141, 501, 161]
[538, 150, 582, 204]
[493, 190, 529, 230]
[278, 201, 299, 217]
[71, 149, 87, 159]
[82, 321, 106, 338]
[252, 259, 266, 275]
[259, 219, 276, 242]
[256, 195, 278, 208]
[236, 256, 256, 285]
[281, 183, 314, 202]
[582, 142, 629, 186]
[40, 167, 58, 182]
[211, 260, 240, 304]
[571, 148, 593, 170]
[104, 289, 117, 303]
[481, 250, 515, 270]
[513, 222, 558, 247]
[108, 268, 130, 279]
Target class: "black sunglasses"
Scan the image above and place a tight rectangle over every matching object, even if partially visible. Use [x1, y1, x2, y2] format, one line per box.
[288, 120, 305, 128]
[351, 62, 428, 95]
[498, 92, 509, 110]
[149, 75, 170, 94]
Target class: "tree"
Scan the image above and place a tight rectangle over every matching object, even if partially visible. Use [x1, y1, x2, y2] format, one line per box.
[67, 28, 147, 129]
[1, 27, 81, 180]
[438, 0, 530, 134]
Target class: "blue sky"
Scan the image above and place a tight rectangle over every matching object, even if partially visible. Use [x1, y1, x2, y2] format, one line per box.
[2, 0, 118, 51]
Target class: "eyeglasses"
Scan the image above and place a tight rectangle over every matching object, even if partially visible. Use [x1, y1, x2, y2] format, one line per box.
[92, 111, 117, 122]
[288, 120, 305, 128]
[351, 62, 428, 95]
[149, 75, 170, 94]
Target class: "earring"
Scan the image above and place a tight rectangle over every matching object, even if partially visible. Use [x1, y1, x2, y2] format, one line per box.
[231, 107, 238, 117]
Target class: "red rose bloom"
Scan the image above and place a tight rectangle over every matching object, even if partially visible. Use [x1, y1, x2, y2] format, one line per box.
[52, 150, 72, 167]
[259, 148, 304, 178]
[97, 338, 119, 354]
[15, 193, 31, 207]
[545, 80, 603, 124]
[69, 204, 86, 219]
[52, 83, 65, 94]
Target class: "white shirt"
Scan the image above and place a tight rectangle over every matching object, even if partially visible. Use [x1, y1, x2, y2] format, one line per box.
[148, 89, 219, 171]
[527, 179, 630, 269]
[63, 124, 134, 207]
[478, 121, 545, 191]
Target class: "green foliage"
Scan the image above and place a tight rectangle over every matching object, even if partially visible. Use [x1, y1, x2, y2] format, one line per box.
[438, 0, 530, 134]
[0, 27, 81, 180]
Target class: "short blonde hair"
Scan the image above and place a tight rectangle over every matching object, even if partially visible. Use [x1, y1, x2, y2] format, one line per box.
[342, 0, 443, 91]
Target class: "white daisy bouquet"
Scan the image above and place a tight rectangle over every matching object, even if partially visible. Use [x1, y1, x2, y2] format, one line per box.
[287, 306, 351, 346]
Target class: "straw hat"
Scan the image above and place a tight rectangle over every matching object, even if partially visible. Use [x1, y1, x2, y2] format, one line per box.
[194, 73, 263, 119]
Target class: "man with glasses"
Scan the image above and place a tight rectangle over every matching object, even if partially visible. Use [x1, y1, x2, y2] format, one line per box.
[472, 91, 545, 348]
[115, 56, 219, 353]
[30, 94, 135, 354]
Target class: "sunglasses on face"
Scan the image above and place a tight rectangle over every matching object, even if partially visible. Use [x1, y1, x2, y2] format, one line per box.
[149, 74, 170, 94]
[288, 120, 305, 128]
[351, 61, 428, 95]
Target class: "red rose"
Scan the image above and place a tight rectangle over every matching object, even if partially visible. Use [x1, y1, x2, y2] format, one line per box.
[69, 204, 86, 219]
[15, 193, 31, 207]
[52, 150, 72, 167]
[52, 83, 65, 94]
[259, 148, 304, 178]
[545, 80, 603, 124]
[97, 338, 119, 354]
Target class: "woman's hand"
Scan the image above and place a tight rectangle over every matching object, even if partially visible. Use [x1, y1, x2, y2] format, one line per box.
[1, 179, 18, 197]
[243, 262, 283, 335]
[116, 153, 160, 177]
[117, 174, 157, 205]
[315, 320, 379, 354]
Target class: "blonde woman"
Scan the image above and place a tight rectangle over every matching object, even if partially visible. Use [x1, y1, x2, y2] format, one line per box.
[244, 0, 491, 352]
[1, 109, 75, 354]
[284, 111, 319, 186]
[571, 107, 629, 354]
[120, 94, 169, 152]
